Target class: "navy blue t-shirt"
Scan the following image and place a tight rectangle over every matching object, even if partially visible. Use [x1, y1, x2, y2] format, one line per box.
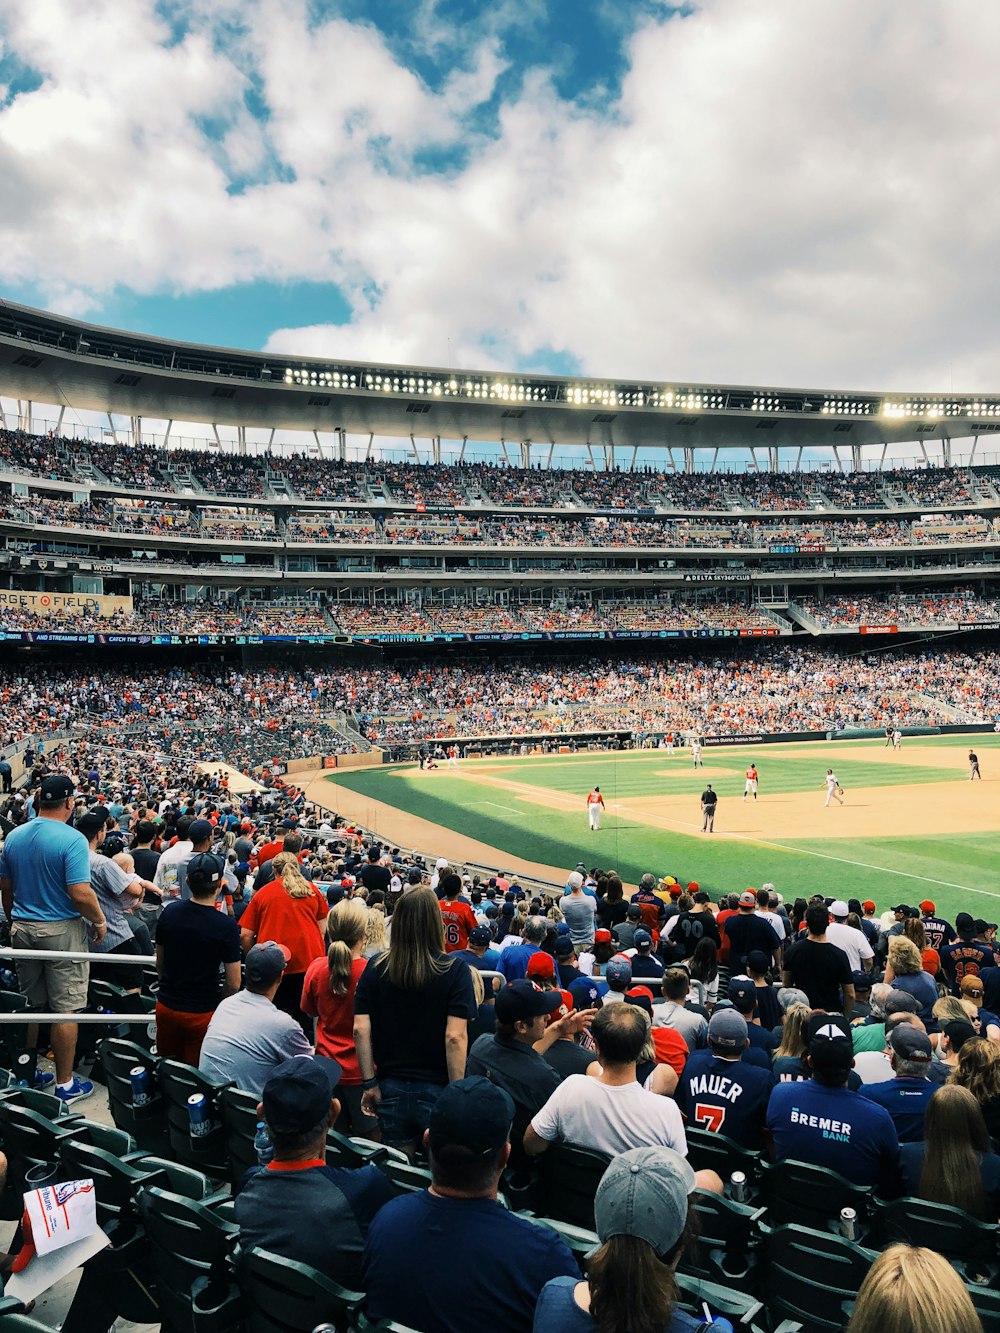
[534, 1276, 729, 1332]
[860, 1078, 937, 1143]
[675, 1049, 775, 1148]
[766, 1080, 899, 1187]
[364, 1190, 577, 1333]
[941, 940, 995, 992]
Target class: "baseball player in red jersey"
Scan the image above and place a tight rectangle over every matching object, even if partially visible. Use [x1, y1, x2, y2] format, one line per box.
[743, 764, 759, 801]
[587, 787, 606, 830]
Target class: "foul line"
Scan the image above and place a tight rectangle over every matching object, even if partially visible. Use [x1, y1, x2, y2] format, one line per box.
[479, 800, 522, 815]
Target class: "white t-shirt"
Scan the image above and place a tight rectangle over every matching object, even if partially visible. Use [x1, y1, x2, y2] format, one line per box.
[530, 1074, 687, 1158]
[826, 922, 874, 972]
[755, 909, 787, 941]
[852, 1050, 893, 1085]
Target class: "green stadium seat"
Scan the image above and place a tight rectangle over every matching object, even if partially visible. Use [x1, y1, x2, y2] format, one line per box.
[683, 1188, 766, 1284]
[758, 1158, 873, 1232]
[379, 1157, 433, 1197]
[970, 1281, 1000, 1333]
[158, 1058, 232, 1178]
[353, 1315, 421, 1332]
[532, 1216, 599, 1273]
[675, 1273, 767, 1330]
[538, 1142, 611, 1228]
[129, 1154, 230, 1204]
[326, 1128, 392, 1169]
[684, 1127, 762, 1185]
[98, 1036, 168, 1153]
[237, 1245, 365, 1333]
[760, 1222, 876, 1331]
[219, 1084, 262, 1186]
[870, 1195, 999, 1280]
[137, 1185, 242, 1333]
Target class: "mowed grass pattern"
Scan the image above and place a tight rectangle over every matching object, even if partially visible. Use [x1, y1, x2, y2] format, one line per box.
[328, 734, 1000, 919]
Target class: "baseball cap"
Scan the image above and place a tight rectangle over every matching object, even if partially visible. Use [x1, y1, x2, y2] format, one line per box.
[884, 990, 921, 1017]
[862, 900, 876, 913]
[435, 857, 448, 870]
[943, 1019, 977, 1052]
[777, 986, 810, 1012]
[280, 818, 298, 829]
[633, 929, 652, 951]
[686, 882, 699, 893]
[594, 929, 612, 945]
[891, 903, 912, 915]
[738, 891, 756, 908]
[595, 1146, 695, 1256]
[728, 978, 757, 1013]
[605, 957, 633, 988]
[262, 1056, 342, 1135]
[554, 937, 576, 960]
[569, 977, 603, 1010]
[850, 970, 874, 992]
[806, 1012, 854, 1072]
[829, 900, 849, 918]
[75, 810, 108, 841]
[624, 986, 655, 1018]
[427, 1076, 514, 1158]
[186, 851, 225, 895]
[960, 975, 985, 1003]
[888, 1025, 932, 1063]
[922, 948, 940, 975]
[669, 884, 683, 899]
[956, 912, 976, 935]
[708, 1009, 748, 1051]
[974, 919, 991, 935]
[188, 818, 214, 843]
[746, 950, 771, 974]
[500, 903, 515, 919]
[494, 979, 563, 1024]
[469, 926, 492, 947]
[919, 900, 936, 915]
[546, 990, 574, 1026]
[626, 904, 642, 920]
[40, 774, 75, 803]
[245, 941, 291, 985]
[555, 922, 572, 937]
[526, 951, 557, 980]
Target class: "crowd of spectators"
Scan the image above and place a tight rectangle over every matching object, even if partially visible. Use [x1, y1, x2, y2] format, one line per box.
[800, 592, 1000, 630]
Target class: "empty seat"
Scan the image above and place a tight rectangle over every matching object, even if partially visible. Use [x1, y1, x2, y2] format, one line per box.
[137, 1185, 242, 1333]
[758, 1158, 873, 1231]
[158, 1058, 231, 1178]
[237, 1245, 365, 1333]
[219, 1085, 262, 1186]
[871, 1195, 999, 1280]
[684, 1127, 761, 1185]
[683, 1188, 766, 1284]
[539, 1143, 611, 1228]
[760, 1221, 876, 1332]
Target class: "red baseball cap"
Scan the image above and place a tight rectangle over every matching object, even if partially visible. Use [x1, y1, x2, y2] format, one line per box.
[526, 952, 556, 980]
[919, 900, 936, 915]
[739, 890, 757, 908]
[544, 989, 574, 1026]
[594, 929, 612, 944]
[862, 900, 876, 912]
[669, 884, 683, 898]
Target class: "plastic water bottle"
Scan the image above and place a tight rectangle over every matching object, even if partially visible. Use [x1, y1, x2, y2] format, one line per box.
[254, 1121, 273, 1166]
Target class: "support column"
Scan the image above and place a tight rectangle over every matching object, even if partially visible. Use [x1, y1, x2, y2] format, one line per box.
[237, 425, 247, 456]
[212, 424, 221, 447]
[409, 433, 420, 463]
[55, 406, 66, 436]
[433, 435, 442, 465]
[795, 445, 803, 469]
[338, 427, 347, 462]
[685, 447, 695, 474]
[19, 400, 32, 432]
[130, 415, 143, 446]
[163, 419, 173, 446]
[107, 413, 119, 445]
[519, 440, 529, 469]
[312, 430, 321, 459]
[769, 446, 778, 471]
[851, 443, 861, 471]
[364, 432, 374, 462]
[970, 434, 979, 465]
[942, 436, 952, 466]
[458, 435, 468, 463]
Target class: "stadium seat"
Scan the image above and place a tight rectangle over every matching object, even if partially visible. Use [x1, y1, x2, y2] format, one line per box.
[0, 991, 37, 1087]
[969, 1281, 1000, 1333]
[158, 1058, 232, 1178]
[532, 1216, 600, 1273]
[379, 1157, 433, 1197]
[684, 1127, 761, 1185]
[758, 1158, 873, 1231]
[326, 1129, 392, 1170]
[129, 1155, 230, 1204]
[683, 1188, 766, 1284]
[674, 1273, 767, 1331]
[99, 1037, 168, 1154]
[219, 1085, 262, 1186]
[760, 1222, 877, 1331]
[870, 1196, 999, 1280]
[237, 1245, 365, 1333]
[538, 1143, 611, 1228]
[58, 1117, 137, 1158]
[137, 1185, 242, 1333]
[352, 1315, 422, 1332]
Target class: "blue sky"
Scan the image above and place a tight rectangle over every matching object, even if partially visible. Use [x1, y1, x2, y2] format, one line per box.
[2, 0, 1000, 398]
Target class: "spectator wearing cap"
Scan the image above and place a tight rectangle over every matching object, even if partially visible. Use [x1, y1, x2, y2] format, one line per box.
[437, 872, 479, 955]
[675, 1010, 776, 1150]
[720, 891, 782, 975]
[754, 886, 787, 944]
[827, 900, 875, 974]
[0, 772, 108, 1103]
[918, 900, 956, 954]
[253, 819, 299, 878]
[453, 925, 501, 978]
[929, 1020, 977, 1086]
[535, 1146, 733, 1333]
[782, 903, 855, 1018]
[876, 903, 916, 963]
[255, 831, 304, 895]
[559, 872, 598, 951]
[728, 977, 778, 1060]
[497, 916, 549, 983]
[941, 913, 995, 995]
[600, 955, 633, 1005]
[467, 979, 595, 1170]
[883, 936, 938, 1023]
[354, 888, 477, 1152]
[959, 975, 1000, 1041]
[854, 1003, 922, 1084]
[75, 810, 148, 992]
[851, 982, 895, 1053]
[624, 929, 665, 983]
[199, 941, 312, 1094]
[630, 872, 665, 932]
[765, 1012, 899, 1190]
[239, 852, 329, 1033]
[653, 968, 708, 1051]
[611, 902, 644, 952]
[363, 1077, 578, 1333]
[235, 1056, 394, 1284]
[860, 1024, 938, 1142]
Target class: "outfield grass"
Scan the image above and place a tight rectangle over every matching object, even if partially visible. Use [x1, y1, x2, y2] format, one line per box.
[327, 734, 1000, 920]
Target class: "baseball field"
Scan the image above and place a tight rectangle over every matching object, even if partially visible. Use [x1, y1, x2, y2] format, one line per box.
[311, 734, 1000, 919]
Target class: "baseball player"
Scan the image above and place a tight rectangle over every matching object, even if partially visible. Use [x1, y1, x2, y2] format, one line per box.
[691, 738, 703, 768]
[743, 763, 759, 801]
[824, 769, 844, 806]
[587, 786, 606, 830]
[969, 750, 982, 781]
[892, 729, 902, 751]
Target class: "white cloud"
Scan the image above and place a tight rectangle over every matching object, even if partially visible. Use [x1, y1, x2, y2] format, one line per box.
[4, 0, 1000, 394]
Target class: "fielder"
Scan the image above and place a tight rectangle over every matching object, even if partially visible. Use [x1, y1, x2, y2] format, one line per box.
[824, 769, 845, 806]
[447, 745, 459, 769]
[743, 763, 759, 801]
[587, 786, 606, 830]
[892, 729, 902, 750]
[691, 739, 703, 768]
[970, 750, 982, 781]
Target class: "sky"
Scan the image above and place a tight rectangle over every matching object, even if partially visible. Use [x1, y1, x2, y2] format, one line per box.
[1, 0, 1000, 409]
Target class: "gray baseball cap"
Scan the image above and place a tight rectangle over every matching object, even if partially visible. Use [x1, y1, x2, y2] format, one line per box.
[595, 1147, 696, 1256]
[708, 1008, 748, 1051]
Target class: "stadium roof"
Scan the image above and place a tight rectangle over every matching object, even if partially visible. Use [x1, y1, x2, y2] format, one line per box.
[2, 298, 999, 452]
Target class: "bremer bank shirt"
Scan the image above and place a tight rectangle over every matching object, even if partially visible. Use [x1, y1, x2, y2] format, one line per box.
[766, 1079, 899, 1188]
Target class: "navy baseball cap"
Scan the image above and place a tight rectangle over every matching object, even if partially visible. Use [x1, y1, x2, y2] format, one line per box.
[626, 904, 642, 920]
[728, 978, 757, 1013]
[428, 1077, 514, 1157]
[554, 937, 576, 959]
[569, 977, 603, 1010]
[469, 926, 492, 946]
[633, 929, 652, 951]
[262, 1056, 342, 1135]
[186, 851, 225, 895]
[188, 818, 214, 843]
[494, 980, 564, 1025]
[40, 775, 75, 803]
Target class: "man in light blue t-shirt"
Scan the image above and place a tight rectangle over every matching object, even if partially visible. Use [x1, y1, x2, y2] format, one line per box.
[0, 774, 108, 1104]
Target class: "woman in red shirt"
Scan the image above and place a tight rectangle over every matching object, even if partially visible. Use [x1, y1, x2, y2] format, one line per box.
[301, 899, 378, 1138]
[239, 852, 328, 1034]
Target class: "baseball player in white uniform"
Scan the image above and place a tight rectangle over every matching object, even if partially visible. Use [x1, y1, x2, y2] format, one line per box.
[824, 769, 844, 806]
[691, 739, 703, 768]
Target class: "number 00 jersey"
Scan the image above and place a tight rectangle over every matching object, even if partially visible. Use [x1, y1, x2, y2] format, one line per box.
[674, 1048, 775, 1149]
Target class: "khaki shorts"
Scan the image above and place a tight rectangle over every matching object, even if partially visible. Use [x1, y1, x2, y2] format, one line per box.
[10, 918, 90, 1013]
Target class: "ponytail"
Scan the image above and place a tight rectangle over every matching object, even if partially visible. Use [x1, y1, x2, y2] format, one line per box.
[273, 851, 314, 899]
[325, 899, 369, 996]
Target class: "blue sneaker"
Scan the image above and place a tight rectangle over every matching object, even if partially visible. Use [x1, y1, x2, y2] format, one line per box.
[54, 1077, 93, 1105]
[33, 1071, 54, 1089]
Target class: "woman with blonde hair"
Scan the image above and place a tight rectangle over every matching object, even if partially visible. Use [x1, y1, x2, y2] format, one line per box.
[771, 1003, 812, 1081]
[950, 1038, 1000, 1138]
[238, 849, 328, 1030]
[363, 902, 389, 958]
[353, 886, 477, 1153]
[846, 1244, 983, 1333]
[301, 899, 378, 1136]
[883, 935, 936, 1021]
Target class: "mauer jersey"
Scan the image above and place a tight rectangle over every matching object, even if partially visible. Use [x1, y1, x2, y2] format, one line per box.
[674, 1049, 775, 1148]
